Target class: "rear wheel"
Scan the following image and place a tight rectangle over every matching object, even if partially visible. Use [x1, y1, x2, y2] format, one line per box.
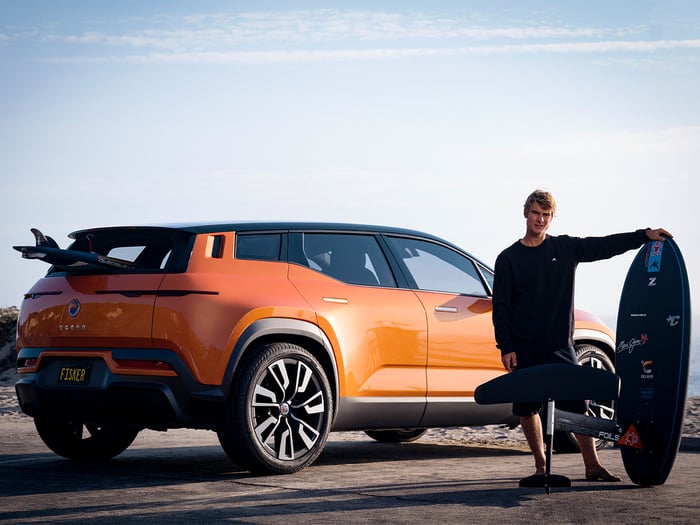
[34, 419, 139, 460]
[217, 342, 333, 474]
[552, 344, 616, 452]
[365, 428, 428, 443]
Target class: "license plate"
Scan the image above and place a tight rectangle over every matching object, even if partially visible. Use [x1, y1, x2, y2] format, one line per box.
[57, 361, 92, 386]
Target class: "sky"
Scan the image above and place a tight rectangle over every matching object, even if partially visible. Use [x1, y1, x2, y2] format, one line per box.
[1, 0, 699, 324]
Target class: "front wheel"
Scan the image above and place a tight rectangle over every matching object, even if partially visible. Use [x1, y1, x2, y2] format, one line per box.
[34, 419, 139, 460]
[217, 342, 333, 474]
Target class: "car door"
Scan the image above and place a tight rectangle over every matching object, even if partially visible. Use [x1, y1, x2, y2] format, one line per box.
[383, 235, 506, 426]
[288, 232, 428, 429]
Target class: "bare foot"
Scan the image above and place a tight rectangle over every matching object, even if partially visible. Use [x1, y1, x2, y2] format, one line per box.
[585, 467, 621, 482]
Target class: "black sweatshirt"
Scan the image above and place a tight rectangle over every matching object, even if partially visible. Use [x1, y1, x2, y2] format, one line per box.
[492, 230, 648, 356]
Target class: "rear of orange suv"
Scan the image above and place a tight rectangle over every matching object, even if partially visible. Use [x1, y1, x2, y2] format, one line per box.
[14, 222, 617, 474]
[15, 225, 330, 469]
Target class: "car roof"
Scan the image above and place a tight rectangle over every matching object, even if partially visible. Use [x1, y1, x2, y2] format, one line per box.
[67, 221, 492, 270]
[179, 221, 436, 236]
[71, 221, 434, 238]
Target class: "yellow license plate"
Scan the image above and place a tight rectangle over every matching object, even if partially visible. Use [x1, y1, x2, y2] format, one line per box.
[57, 362, 92, 385]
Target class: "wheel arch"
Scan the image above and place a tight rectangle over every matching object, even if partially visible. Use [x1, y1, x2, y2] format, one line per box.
[573, 328, 616, 364]
[221, 318, 339, 417]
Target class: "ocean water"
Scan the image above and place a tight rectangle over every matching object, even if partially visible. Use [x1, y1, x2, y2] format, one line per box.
[689, 344, 699, 397]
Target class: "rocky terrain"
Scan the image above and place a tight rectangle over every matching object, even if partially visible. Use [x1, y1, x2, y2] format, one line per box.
[0, 307, 18, 386]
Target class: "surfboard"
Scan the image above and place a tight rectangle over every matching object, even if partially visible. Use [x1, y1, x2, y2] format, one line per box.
[615, 237, 691, 486]
[14, 244, 138, 271]
[14, 228, 137, 271]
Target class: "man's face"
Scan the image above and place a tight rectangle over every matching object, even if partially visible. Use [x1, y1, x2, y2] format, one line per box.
[525, 202, 553, 237]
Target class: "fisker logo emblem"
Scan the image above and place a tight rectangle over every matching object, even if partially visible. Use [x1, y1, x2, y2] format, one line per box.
[68, 299, 81, 318]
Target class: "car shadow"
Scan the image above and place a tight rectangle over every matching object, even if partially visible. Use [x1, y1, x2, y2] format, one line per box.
[317, 438, 529, 465]
[0, 439, 646, 523]
[0, 438, 630, 497]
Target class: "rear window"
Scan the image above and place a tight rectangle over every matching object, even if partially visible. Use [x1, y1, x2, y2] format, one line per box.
[47, 228, 194, 275]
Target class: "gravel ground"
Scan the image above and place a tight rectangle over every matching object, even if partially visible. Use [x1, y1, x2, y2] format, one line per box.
[1, 385, 698, 449]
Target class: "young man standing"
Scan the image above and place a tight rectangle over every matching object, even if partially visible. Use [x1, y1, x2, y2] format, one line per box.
[492, 189, 672, 482]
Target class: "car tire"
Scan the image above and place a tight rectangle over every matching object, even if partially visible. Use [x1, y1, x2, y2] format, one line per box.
[552, 343, 616, 453]
[364, 429, 428, 443]
[217, 342, 333, 474]
[34, 419, 139, 460]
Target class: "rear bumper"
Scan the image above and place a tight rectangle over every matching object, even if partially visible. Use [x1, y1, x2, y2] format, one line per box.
[14, 347, 226, 430]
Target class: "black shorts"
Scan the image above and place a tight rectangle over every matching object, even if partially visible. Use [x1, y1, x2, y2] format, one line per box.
[512, 346, 588, 417]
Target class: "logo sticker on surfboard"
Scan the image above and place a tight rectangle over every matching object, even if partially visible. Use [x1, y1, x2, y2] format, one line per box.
[641, 360, 654, 380]
[618, 425, 644, 450]
[645, 241, 664, 273]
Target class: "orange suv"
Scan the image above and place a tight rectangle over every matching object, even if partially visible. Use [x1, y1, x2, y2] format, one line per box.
[14, 223, 616, 473]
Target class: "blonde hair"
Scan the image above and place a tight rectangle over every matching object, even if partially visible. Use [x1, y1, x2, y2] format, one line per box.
[523, 189, 556, 217]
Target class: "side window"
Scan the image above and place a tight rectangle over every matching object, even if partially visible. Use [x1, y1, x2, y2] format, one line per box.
[386, 236, 488, 296]
[300, 233, 396, 287]
[236, 233, 282, 261]
[479, 264, 494, 294]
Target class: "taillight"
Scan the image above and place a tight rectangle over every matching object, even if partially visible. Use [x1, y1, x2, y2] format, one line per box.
[18, 357, 38, 368]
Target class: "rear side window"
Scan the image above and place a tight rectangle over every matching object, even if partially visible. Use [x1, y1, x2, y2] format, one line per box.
[297, 233, 396, 287]
[48, 228, 193, 275]
[235, 233, 283, 261]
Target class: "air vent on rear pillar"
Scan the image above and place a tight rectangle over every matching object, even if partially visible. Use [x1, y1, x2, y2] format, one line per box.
[206, 235, 225, 259]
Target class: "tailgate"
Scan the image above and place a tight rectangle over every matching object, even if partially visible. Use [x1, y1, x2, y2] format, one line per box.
[18, 274, 165, 350]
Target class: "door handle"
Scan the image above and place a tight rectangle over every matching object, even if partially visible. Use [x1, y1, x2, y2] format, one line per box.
[435, 306, 458, 313]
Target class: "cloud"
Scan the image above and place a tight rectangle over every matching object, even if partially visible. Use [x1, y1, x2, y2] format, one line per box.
[4, 8, 678, 63]
[54, 10, 636, 48]
[520, 125, 700, 157]
[38, 38, 700, 65]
